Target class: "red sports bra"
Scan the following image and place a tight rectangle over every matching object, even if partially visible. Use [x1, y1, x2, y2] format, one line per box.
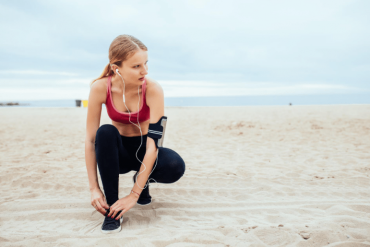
[105, 75, 150, 124]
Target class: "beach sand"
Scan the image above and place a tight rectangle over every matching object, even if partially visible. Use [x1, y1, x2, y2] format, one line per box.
[1, 105, 370, 246]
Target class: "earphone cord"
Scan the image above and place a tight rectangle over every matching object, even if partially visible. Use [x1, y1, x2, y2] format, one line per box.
[117, 73, 159, 191]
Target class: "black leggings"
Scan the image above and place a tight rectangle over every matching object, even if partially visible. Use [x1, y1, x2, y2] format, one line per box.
[95, 124, 186, 205]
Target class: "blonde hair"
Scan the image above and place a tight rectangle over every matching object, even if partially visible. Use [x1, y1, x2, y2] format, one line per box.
[90, 34, 148, 87]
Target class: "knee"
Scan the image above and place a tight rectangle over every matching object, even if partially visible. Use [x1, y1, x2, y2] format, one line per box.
[156, 148, 186, 183]
[170, 154, 186, 182]
[95, 124, 119, 145]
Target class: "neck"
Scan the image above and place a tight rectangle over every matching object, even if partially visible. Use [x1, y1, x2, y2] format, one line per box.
[111, 74, 142, 93]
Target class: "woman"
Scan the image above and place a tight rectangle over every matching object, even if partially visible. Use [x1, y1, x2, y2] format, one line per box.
[85, 35, 186, 234]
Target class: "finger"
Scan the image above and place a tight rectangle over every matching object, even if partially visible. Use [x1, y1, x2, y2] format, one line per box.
[98, 204, 107, 215]
[92, 200, 98, 209]
[104, 207, 110, 217]
[111, 207, 122, 219]
[95, 200, 106, 215]
[110, 208, 118, 219]
[102, 197, 110, 209]
[115, 209, 124, 220]
[109, 203, 119, 217]
[98, 198, 108, 211]
[108, 203, 116, 215]
[94, 200, 100, 209]
[108, 207, 115, 217]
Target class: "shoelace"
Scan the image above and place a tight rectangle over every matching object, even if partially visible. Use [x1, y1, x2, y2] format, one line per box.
[104, 208, 122, 217]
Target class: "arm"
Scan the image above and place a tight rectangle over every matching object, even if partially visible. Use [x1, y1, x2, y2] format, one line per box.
[131, 79, 165, 196]
[84, 85, 101, 191]
[85, 79, 111, 215]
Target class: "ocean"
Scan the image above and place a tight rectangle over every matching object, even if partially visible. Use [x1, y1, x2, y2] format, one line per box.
[1, 94, 369, 108]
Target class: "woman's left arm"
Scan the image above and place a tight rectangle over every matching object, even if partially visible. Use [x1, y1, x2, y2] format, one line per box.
[133, 79, 165, 194]
[108, 79, 165, 220]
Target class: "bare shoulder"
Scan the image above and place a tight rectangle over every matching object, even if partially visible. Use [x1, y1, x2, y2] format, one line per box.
[145, 76, 164, 107]
[91, 77, 108, 93]
[145, 76, 164, 98]
[145, 76, 162, 91]
[89, 77, 108, 104]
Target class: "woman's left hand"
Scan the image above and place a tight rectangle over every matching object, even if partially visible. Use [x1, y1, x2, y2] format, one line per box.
[108, 193, 139, 220]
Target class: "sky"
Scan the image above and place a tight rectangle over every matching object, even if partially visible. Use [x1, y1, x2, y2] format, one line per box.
[0, 0, 369, 101]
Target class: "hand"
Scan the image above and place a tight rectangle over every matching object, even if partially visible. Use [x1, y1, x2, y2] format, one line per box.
[90, 188, 110, 215]
[107, 193, 139, 220]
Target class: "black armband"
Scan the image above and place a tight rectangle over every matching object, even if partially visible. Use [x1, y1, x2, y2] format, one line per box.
[148, 116, 167, 149]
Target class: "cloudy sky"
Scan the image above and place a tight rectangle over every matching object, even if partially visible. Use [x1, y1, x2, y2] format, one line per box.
[0, 0, 369, 100]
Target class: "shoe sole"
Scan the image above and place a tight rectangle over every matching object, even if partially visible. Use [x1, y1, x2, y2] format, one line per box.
[101, 217, 123, 234]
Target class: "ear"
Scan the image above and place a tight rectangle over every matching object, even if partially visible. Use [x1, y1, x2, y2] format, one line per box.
[110, 64, 118, 74]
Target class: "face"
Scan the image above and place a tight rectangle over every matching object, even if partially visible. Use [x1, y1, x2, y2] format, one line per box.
[114, 49, 148, 86]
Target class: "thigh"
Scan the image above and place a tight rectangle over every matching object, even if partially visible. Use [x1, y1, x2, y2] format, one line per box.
[95, 124, 134, 174]
[118, 144, 134, 174]
[148, 147, 186, 183]
[120, 136, 147, 174]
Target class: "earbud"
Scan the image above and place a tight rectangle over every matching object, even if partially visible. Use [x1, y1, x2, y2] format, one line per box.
[115, 68, 125, 102]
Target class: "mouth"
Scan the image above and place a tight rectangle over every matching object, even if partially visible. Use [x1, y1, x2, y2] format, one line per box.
[139, 76, 145, 80]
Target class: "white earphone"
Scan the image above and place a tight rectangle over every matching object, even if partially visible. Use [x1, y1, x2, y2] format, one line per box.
[115, 69, 125, 103]
[114, 67, 159, 191]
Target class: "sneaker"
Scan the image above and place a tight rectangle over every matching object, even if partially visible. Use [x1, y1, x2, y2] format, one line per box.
[101, 210, 123, 234]
[133, 171, 152, 205]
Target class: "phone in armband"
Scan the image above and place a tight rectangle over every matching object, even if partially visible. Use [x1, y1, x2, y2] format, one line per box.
[157, 116, 167, 147]
[148, 116, 168, 148]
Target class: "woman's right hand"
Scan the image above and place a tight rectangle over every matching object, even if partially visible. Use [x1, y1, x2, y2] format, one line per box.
[90, 188, 110, 215]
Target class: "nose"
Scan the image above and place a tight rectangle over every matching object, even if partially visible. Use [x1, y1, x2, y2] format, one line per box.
[141, 65, 148, 75]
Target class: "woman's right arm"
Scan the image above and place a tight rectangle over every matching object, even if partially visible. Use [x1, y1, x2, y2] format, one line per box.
[85, 79, 109, 214]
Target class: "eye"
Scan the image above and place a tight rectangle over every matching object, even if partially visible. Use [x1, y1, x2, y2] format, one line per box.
[134, 61, 148, 68]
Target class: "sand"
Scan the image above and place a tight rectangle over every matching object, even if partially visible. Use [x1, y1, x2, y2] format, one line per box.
[1, 104, 370, 246]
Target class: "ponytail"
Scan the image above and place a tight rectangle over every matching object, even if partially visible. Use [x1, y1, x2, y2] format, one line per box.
[90, 63, 114, 87]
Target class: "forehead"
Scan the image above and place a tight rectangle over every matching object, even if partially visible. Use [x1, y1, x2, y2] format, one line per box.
[126, 49, 148, 64]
